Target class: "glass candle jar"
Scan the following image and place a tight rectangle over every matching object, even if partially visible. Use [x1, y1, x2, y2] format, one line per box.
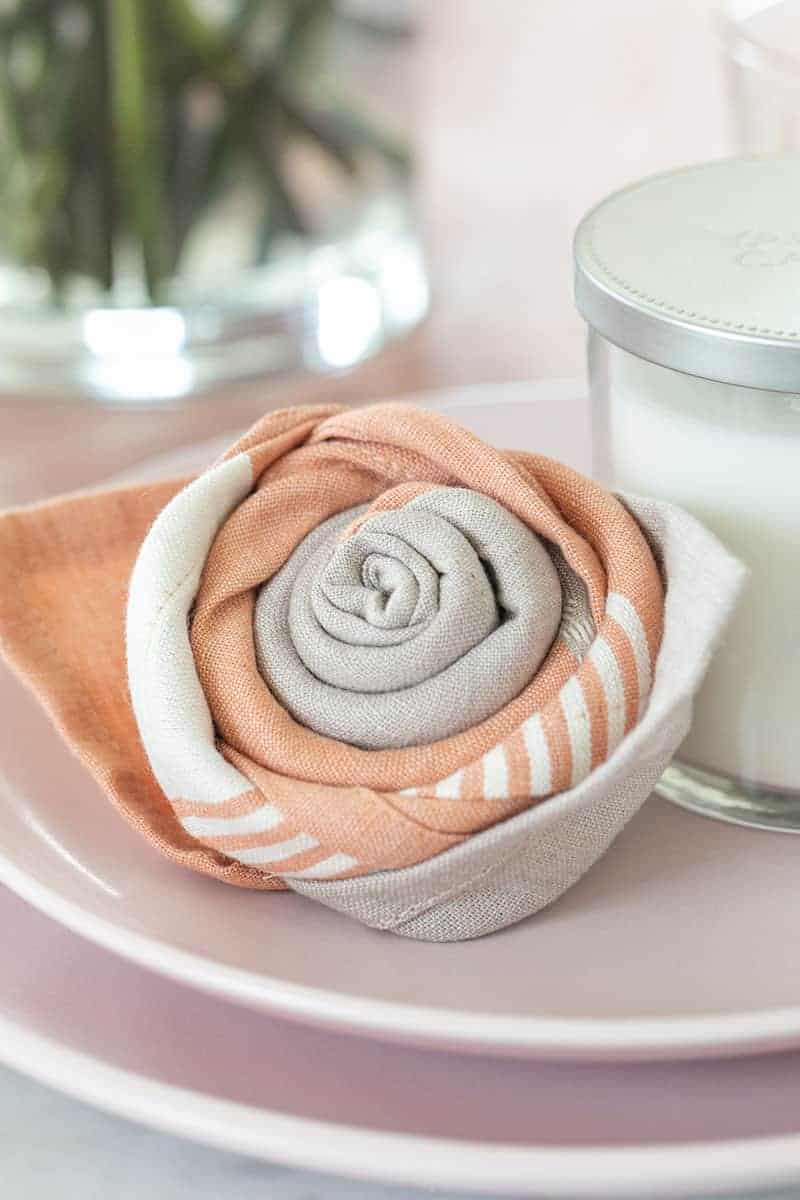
[575, 156, 800, 832]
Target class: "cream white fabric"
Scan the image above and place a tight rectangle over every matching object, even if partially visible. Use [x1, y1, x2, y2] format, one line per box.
[126, 452, 254, 805]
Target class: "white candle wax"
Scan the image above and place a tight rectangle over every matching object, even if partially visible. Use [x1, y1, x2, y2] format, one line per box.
[597, 341, 800, 792]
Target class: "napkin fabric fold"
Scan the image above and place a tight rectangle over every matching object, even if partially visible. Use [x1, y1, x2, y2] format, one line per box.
[0, 402, 746, 939]
[129, 403, 665, 881]
[293, 494, 747, 938]
[253, 488, 564, 749]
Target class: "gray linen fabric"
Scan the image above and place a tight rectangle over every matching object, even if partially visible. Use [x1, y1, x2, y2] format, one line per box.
[290, 495, 747, 941]
[254, 487, 563, 749]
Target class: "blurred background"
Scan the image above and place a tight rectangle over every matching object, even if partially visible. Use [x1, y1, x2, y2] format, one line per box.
[2, 5, 800, 1195]
[0, 0, 784, 503]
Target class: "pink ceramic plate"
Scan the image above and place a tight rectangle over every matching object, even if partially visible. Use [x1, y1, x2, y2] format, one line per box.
[2, 381, 800, 1063]
[5, 882, 800, 1198]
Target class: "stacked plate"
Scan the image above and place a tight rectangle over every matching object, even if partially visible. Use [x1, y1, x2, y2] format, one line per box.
[3, 383, 800, 1198]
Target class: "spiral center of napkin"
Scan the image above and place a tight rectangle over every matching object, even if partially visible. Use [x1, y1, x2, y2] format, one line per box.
[353, 552, 425, 627]
[253, 486, 562, 749]
[313, 518, 449, 645]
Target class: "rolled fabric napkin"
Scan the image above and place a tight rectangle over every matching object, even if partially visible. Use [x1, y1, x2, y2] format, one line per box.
[0, 402, 746, 940]
[253, 490, 564, 748]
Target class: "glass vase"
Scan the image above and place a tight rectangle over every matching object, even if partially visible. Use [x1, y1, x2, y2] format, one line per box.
[0, 0, 428, 403]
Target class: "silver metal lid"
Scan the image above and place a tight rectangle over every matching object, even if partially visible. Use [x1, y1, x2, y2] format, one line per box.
[574, 157, 800, 392]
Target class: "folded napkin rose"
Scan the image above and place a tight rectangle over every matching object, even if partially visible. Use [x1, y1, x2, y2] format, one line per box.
[0, 402, 746, 940]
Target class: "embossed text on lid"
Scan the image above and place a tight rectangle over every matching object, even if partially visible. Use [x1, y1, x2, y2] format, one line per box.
[574, 157, 800, 392]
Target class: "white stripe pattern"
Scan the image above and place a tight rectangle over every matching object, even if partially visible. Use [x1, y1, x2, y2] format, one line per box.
[607, 592, 652, 717]
[234, 833, 319, 866]
[284, 853, 359, 879]
[521, 713, 553, 796]
[181, 803, 283, 840]
[482, 745, 508, 800]
[587, 635, 626, 754]
[435, 770, 463, 799]
[559, 675, 592, 788]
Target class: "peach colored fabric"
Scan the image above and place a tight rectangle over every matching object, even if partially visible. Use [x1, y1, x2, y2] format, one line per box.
[192, 406, 659, 777]
[0, 402, 664, 889]
[0, 481, 279, 890]
[178, 404, 662, 878]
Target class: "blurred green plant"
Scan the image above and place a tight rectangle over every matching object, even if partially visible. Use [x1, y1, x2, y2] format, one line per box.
[0, 0, 409, 303]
